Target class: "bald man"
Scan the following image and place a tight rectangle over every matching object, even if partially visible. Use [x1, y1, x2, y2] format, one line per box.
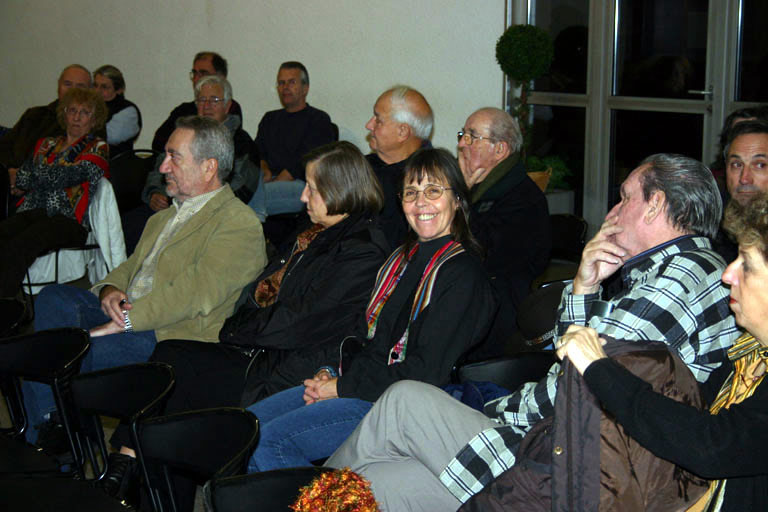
[364, 85, 434, 249]
[458, 107, 550, 359]
[0, 64, 92, 172]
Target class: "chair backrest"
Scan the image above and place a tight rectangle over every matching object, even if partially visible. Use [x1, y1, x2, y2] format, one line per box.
[0, 298, 26, 338]
[549, 213, 588, 262]
[72, 363, 175, 422]
[110, 149, 159, 213]
[71, 362, 175, 481]
[138, 407, 259, 512]
[204, 467, 333, 512]
[0, 328, 90, 384]
[0, 328, 90, 475]
[458, 352, 556, 394]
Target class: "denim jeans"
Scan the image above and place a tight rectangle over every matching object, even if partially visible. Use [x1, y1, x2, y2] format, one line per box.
[246, 385, 373, 472]
[24, 284, 157, 443]
[248, 179, 306, 219]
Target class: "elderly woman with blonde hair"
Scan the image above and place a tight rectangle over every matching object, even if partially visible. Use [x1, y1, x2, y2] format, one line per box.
[1, 87, 108, 297]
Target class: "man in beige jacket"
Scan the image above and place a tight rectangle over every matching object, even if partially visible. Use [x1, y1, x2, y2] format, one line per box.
[25, 116, 266, 444]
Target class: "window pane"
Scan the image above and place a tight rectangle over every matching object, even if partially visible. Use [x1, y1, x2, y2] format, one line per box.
[609, 110, 703, 205]
[530, 105, 585, 215]
[736, 0, 768, 102]
[614, 0, 708, 99]
[530, 0, 589, 94]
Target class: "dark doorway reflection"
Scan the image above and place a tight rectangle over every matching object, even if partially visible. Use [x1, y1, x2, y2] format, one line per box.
[737, 1, 768, 102]
[609, 109, 703, 205]
[531, 0, 589, 94]
[614, 0, 708, 99]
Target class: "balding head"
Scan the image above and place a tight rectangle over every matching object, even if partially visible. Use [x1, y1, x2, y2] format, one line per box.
[458, 107, 523, 187]
[58, 64, 91, 100]
[365, 86, 433, 165]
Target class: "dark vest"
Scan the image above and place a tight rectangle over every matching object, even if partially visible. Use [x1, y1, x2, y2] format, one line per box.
[106, 94, 142, 157]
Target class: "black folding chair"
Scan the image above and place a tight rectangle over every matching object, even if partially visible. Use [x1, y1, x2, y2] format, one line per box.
[204, 466, 333, 512]
[109, 149, 160, 213]
[71, 362, 175, 484]
[0, 363, 174, 511]
[138, 407, 259, 512]
[0, 328, 89, 478]
[457, 352, 557, 394]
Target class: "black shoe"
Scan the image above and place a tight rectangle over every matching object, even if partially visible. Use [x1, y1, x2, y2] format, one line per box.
[97, 452, 140, 505]
[35, 418, 71, 456]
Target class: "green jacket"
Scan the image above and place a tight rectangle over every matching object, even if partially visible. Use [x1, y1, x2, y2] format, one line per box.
[93, 185, 266, 341]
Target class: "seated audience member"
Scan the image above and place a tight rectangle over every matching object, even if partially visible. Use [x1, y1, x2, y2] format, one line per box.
[123, 75, 259, 254]
[713, 120, 768, 262]
[326, 153, 739, 510]
[101, 141, 390, 507]
[0, 64, 92, 190]
[151, 51, 243, 152]
[243, 148, 495, 474]
[247, 61, 335, 220]
[93, 65, 142, 156]
[458, 107, 551, 359]
[364, 85, 433, 250]
[710, 105, 768, 185]
[23, 116, 265, 446]
[555, 194, 768, 512]
[0, 88, 108, 297]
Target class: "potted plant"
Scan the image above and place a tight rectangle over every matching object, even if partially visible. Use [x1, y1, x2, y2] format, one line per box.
[495, 24, 554, 160]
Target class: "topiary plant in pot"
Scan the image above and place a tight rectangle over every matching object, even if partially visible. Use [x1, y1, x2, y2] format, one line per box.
[496, 24, 554, 159]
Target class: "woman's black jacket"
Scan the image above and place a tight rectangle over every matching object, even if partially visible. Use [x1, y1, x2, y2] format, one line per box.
[219, 212, 389, 402]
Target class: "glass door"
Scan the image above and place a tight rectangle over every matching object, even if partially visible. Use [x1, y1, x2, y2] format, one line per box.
[512, 0, 766, 232]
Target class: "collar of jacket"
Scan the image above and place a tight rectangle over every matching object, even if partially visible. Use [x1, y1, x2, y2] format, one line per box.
[620, 234, 711, 289]
[470, 152, 522, 203]
[147, 184, 236, 254]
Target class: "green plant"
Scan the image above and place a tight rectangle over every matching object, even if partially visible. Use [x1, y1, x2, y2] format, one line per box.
[526, 155, 573, 191]
[495, 25, 554, 159]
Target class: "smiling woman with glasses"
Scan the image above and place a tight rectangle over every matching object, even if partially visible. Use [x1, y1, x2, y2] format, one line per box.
[0, 87, 109, 297]
[239, 147, 495, 479]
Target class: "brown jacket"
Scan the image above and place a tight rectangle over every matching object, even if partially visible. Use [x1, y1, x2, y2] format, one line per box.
[460, 340, 708, 511]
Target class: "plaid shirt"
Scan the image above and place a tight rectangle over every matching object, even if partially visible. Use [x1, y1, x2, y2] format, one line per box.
[440, 235, 740, 503]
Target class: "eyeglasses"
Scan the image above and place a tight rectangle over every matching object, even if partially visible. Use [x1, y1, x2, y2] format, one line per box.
[65, 107, 93, 118]
[189, 69, 214, 81]
[276, 78, 301, 88]
[400, 184, 452, 202]
[195, 96, 226, 105]
[457, 130, 494, 146]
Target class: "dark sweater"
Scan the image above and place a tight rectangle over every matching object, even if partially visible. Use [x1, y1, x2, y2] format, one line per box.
[0, 101, 63, 169]
[337, 235, 497, 402]
[585, 357, 768, 512]
[468, 155, 551, 359]
[254, 104, 334, 181]
[365, 153, 408, 251]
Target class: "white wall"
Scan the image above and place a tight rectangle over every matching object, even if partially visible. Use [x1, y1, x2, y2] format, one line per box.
[0, 0, 506, 154]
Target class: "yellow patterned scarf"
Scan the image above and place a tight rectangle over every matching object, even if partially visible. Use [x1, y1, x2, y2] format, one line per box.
[687, 332, 768, 511]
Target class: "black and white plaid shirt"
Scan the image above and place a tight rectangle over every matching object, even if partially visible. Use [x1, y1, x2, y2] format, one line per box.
[440, 235, 740, 502]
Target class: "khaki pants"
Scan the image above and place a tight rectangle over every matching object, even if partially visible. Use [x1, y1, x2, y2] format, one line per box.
[326, 380, 498, 512]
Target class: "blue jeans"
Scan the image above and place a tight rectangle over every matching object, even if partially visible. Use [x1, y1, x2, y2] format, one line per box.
[23, 285, 157, 443]
[246, 385, 373, 472]
[248, 179, 306, 218]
